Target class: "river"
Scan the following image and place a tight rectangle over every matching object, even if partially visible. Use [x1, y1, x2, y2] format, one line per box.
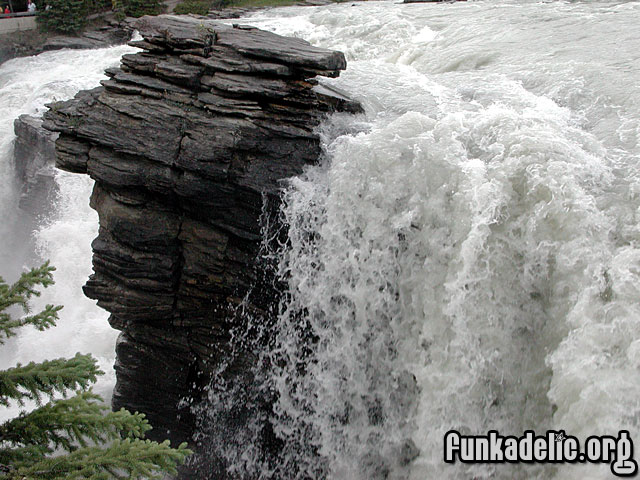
[0, 1, 639, 479]
[0, 44, 136, 416]
[240, 1, 640, 479]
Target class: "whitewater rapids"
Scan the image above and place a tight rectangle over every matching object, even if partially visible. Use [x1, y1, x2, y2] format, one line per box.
[0, 1, 638, 479]
[0, 44, 136, 418]
[231, 1, 640, 479]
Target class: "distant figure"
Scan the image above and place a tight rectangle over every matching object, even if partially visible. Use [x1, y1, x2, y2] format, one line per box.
[27, 0, 35, 12]
[3, 5, 9, 13]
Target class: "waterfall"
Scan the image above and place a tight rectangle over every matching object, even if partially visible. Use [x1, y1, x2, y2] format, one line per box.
[0, 44, 135, 420]
[0, 2, 639, 479]
[231, 1, 640, 478]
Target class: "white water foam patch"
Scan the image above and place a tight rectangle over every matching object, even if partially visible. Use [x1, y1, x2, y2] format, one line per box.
[229, 2, 640, 477]
[406, 104, 619, 480]
[26, 171, 116, 399]
[0, 43, 136, 276]
[271, 75, 627, 479]
[0, 44, 135, 119]
[237, 2, 437, 64]
[0, 43, 136, 419]
[547, 243, 640, 479]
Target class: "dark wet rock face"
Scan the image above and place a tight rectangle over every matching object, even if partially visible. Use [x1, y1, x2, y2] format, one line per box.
[8, 115, 59, 279]
[13, 114, 59, 217]
[44, 14, 360, 477]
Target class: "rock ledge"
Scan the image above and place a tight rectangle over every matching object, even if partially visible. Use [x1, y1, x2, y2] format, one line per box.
[44, 14, 360, 476]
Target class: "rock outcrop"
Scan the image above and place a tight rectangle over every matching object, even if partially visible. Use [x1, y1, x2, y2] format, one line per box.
[13, 114, 59, 217]
[42, 22, 133, 51]
[0, 19, 133, 65]
[43, 14, 360, 477]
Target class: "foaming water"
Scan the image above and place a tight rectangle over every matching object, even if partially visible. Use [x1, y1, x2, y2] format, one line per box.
[0, 43, 135, 417]
[221, 1, 640, 479]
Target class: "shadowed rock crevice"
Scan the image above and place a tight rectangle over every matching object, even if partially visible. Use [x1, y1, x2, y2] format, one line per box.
[43, 14, 361, 477]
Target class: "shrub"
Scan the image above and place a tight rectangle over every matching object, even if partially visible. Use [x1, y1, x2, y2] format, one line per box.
[36, 0, 88, 34]
[173, 0, 211, 15]
[119, 0, 163, 17]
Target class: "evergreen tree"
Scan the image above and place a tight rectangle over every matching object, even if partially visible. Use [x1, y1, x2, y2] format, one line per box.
[36, 0, 88, 34]
[0, 262, 191, 479]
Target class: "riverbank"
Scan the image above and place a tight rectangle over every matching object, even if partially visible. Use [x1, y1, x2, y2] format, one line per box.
[172, 0, 335, 15]
[0, 15, 133, 64]
[0, 0, 350, 64]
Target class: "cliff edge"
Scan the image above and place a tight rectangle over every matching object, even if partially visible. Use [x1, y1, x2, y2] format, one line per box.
[43, 14, 360, 477]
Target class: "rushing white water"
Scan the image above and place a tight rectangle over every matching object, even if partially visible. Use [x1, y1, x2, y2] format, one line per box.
[0, 44, 135, 418]
[219, 1, 640, 479]
[1, 3, 638, 479]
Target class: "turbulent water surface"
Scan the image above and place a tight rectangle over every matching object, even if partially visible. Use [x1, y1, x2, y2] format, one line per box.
[228, 1, 640, 479]
[1, 1, 639, 479]
[0, 44, 135, 416]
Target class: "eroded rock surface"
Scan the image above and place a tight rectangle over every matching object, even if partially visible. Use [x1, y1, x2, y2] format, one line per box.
[13, 114, 59, 216]
[43, 14, 360, 477]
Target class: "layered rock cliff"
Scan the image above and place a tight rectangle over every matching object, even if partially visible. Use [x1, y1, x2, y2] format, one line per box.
[13, 114, 59, 217]
[43, 14, 359, 477]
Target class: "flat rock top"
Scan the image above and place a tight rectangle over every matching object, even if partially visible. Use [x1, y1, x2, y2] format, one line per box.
[15, 114, 58, 141]
[135, 15, 346, 73]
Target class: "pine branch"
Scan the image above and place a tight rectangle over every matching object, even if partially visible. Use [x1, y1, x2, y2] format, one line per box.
[0, 262, 61, 344]
[0, 391, 152, 458]
[0, 443, 47, 466]
[0, 354, 102, 406]
[0, 262, 191, 479]
[11, 439, 192, 480]
[0, 262, 56, 312]
[0, 305, 62, 345]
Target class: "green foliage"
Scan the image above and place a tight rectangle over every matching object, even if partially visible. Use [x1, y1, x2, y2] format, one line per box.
[35, 0, 111, 34]
[118, 0, 162, 17]
[207, 0, 298, 8]
[12, 439, 191, 480]
[0, 261, 60, 342]
[36, 0, 89, 34]
[0, 354, 101, 406]
[211, 0, 230, 9]
[0, 392, 148, 453]
[173, 0, 211, 15]
[0, 264, 192, 479]
[111, 0, 125, 21]
[173, 0, 301, 13]
[86, 0, 111, 12]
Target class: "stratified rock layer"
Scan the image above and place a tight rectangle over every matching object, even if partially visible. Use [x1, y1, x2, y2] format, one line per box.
[13, 114, 59, 216]
[43, 14, 359, 475]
